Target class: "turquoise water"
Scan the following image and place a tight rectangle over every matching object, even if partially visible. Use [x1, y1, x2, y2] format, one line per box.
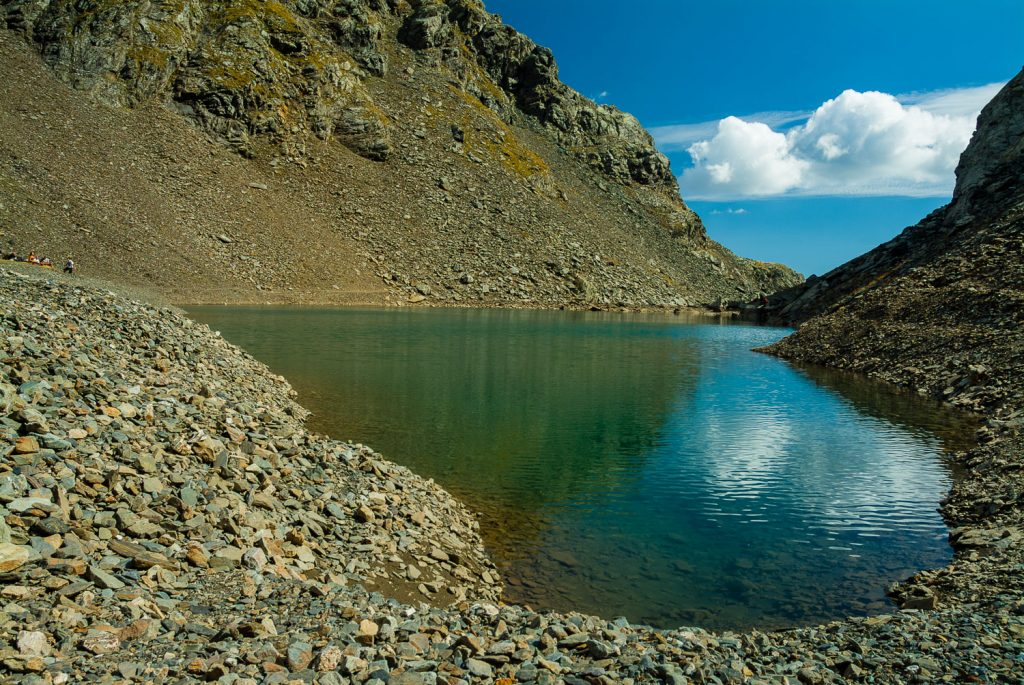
[189, 306, 975, 630]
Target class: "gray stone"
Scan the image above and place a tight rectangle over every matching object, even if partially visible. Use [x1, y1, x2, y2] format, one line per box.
[180, 487, 200, 508]
[241, 547, 267, 571]
[87, 565, 125, 590]
[137, 452, 158, 473]
[32, 516, 70, 536]
[465, 659, 492, 678]
[8, 497, 56, 514]
[287, 641, 314, 671]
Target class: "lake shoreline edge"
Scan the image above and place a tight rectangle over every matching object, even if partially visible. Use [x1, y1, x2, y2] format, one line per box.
[2, 265, 1021, 683]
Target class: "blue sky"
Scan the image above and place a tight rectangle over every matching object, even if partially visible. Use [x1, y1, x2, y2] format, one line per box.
[483, 0, 1023, 276]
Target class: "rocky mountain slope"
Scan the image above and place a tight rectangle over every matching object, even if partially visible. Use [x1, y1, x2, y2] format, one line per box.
[0, 0, 799, 307]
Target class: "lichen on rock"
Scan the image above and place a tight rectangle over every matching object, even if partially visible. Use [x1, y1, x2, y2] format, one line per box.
[5, 0, 394, 159]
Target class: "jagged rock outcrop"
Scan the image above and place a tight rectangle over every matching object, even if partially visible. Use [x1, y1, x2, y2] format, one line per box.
[428, 0, 678, 189]
[5, 0, 394, 159]
[2, 0, 676, 185]
[946, 72, 1024, 227]
[0, 0, 799, 307]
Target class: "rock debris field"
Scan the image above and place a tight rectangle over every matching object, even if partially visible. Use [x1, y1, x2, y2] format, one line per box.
[1, 266, 1023, 684]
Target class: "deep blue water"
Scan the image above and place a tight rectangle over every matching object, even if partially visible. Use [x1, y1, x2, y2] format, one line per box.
[189, 306, 975, 629]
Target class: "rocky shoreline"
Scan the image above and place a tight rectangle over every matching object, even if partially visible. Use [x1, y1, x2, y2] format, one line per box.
[2, 266, 1023, 684]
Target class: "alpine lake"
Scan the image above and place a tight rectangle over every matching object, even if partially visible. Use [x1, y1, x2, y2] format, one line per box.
[188, 306, 977, 631]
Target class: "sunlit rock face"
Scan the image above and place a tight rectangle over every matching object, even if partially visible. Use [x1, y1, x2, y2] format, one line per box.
[3, 0, 677, 185]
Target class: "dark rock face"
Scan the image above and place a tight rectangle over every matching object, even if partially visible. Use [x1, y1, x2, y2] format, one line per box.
[5, 0, 393, 159]
[945, 73, 1024, 230]
[399, 0, 454, 50]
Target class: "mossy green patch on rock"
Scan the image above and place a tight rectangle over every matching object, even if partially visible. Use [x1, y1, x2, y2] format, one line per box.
[126, 44, 172, 70]
[450, 85, 549, 180]
[214, 0, 304, 32]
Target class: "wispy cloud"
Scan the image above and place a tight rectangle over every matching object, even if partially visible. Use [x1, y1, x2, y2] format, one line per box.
[900, 82, 1005, 118]
[652, 110, 808, 151]
[710, 207, 748, 215]
[663, 82, 1006, 200]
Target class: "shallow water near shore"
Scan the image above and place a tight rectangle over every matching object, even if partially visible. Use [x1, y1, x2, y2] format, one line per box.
[189, 306, 976, 630]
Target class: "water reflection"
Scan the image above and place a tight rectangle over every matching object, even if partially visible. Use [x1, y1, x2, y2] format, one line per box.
[188, 306, 972, 630]
[191, 308, 700, 551]
[794, 363, 979, 451]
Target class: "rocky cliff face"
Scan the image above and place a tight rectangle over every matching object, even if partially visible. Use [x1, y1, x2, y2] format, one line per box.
[0, 0, 799, 306]
[5, 0, 674, 185]
[945, 72, 1024, 227]
[768, 70, 1024, 324]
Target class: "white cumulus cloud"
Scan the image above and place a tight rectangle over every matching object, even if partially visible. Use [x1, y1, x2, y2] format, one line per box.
[687, 116, 808, 197]
[668, 83, 1005, 200]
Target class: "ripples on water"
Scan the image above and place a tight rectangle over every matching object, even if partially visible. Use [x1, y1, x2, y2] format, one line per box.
[188, 306, 977, 630]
